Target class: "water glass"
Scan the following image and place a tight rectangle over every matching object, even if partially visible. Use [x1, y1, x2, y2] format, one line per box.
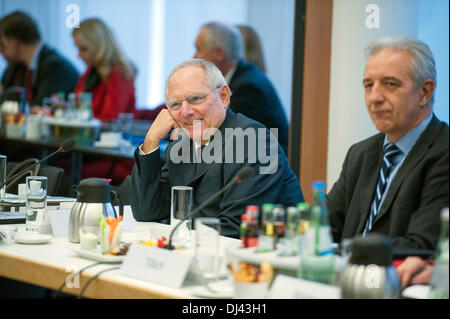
[25, 176, 47, 232]
[118, 112, 134, 144]
[79, 225, 100, 252]
[170, 186, 193, 247]
[0, 155, 6, 200]
[195, 217, 222, 282]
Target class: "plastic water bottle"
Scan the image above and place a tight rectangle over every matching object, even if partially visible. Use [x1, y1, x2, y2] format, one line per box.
[298, 181, 335, 285]
[429, 207, 449, 299]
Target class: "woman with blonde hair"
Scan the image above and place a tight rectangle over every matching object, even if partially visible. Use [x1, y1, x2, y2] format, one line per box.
[73, 18, 136, 121]
[236, 25, 266, 73]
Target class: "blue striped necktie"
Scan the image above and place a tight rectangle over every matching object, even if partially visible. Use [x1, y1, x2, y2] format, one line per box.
[363, 143, 401, 235]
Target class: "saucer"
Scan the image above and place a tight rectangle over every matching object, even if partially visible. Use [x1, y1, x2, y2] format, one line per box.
[74, 248, 125, 263]
[93, 141, 120, 148]
[14, 233, 53, 244]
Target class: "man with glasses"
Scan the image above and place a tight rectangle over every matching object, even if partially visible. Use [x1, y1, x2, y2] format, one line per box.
[327, 37, 449, 252]
[130, 59, 304, 238]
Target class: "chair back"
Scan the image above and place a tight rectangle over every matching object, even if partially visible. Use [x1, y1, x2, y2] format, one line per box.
[38, 165, 65, 196]
[113, 175, 131, 206]
[5, 159, 40, 194]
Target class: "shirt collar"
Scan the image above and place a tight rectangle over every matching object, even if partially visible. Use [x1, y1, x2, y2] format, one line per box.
[224, 63, 238, 84]
[28, 42, 43, 72]
[384, 112, 433, 155]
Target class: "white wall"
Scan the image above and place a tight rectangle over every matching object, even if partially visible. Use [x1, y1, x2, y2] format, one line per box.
[327, 0, 449, 190]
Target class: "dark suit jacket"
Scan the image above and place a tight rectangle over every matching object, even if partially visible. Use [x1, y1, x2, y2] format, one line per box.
[327, 114, 449, 251]
[130, 108, 304, 238]
[1, 44, 79, 105]
[228, 60, 289, 155]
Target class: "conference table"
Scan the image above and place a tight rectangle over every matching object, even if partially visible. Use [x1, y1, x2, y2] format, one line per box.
[0, 202, 431, 300]
[0, 218, 239, 299]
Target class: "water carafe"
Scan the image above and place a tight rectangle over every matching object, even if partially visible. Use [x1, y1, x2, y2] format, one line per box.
[68, 178, 123, 243]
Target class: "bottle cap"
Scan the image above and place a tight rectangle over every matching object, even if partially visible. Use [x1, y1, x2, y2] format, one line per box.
[241, 214, 247, 221]
[246, 205, 259, 212]
[312, 181, 326, 190]
[261, 203, 275, 211]
[297, 202, 309, 209]
[350, 234, 392, 267]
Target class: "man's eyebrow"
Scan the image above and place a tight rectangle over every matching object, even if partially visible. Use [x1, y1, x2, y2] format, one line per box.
[381, 76, 401, 82]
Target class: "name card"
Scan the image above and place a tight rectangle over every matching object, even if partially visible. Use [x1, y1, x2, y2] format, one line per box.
[267, 274, 341, 299]
[120, 244, 195, 288]
[47, 209, 71, 237]
[116, 205, 136, 233]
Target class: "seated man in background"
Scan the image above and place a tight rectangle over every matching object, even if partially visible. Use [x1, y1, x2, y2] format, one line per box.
[327, 37, 449, 251]
[0, 11, 79, 105]
[193, 21, 289, 155]
[130, 59, 304, 238]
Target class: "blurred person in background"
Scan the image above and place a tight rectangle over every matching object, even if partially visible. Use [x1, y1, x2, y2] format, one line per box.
[0, 11, 78, 105]
[236, 24, 266, 73]
[72, 18, 136, 121]
[193, 21, 289, 155]
[71, 18, 137, 184]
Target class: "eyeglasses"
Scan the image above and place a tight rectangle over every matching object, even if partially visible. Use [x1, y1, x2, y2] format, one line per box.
[166, 87, 219, 111]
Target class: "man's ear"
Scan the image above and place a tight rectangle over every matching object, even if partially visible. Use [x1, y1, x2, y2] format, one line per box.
[219, 85, 231, 108]
[420, 79, 435, 107]
[213, 46, 226, 64]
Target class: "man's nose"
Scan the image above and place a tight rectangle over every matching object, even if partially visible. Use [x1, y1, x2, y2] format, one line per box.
[180, 100, 195, 117]
[367, 83, 385, 105]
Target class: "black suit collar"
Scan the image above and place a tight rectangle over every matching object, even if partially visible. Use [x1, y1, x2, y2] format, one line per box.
[373, 114, 442, 224]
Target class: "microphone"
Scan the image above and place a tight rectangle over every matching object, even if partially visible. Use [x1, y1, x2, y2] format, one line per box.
[166, 166, 254, 250]
[0, 138, 77, 191]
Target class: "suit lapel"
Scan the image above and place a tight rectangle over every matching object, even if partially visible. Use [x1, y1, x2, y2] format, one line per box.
[356, 136, 384, 233]
[374, 115, 440, 224]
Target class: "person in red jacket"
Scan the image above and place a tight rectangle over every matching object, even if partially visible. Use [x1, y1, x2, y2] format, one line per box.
[72, 18, 136, 184]
[72, 18, 136, 121]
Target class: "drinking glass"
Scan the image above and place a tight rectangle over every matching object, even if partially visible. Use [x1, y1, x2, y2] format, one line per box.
[25, 176, 47, 232]
[0, 155, 6, 200]
[118, 112, 134, 147]
[195, 217, 221, 281]
[170, 186, 193, 247]
[79, 224, 100, 252]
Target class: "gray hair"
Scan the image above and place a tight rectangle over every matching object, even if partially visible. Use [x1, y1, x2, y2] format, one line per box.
[165, 59, 228, 101]
[365, 36, 436, 106]
[202, 21, 243, 62]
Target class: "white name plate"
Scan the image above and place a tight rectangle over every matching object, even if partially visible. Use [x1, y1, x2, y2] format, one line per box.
[267, 274, 341, 299]
[120, 244, 195, 288]
[47, 209, 71, 237]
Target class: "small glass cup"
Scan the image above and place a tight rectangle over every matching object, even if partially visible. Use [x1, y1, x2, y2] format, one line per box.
[170, 186, 193, 247]
[79, 225, 100, 252]
[0, 155, 6, 200]
[195, 217, 222, 282]
[25, 176, 47, 232]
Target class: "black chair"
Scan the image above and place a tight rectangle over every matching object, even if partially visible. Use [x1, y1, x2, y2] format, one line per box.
[38, 165, 64, 196]
[5, 160, 64, 196]
[114, 175, 131, 206]
[5, 159, 40, 194]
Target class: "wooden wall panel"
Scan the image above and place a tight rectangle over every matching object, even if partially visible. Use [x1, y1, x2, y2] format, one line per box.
[299, 0, 333, 202]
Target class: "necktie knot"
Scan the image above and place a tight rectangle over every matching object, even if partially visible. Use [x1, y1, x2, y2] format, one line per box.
[383, 143, 401, 165]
